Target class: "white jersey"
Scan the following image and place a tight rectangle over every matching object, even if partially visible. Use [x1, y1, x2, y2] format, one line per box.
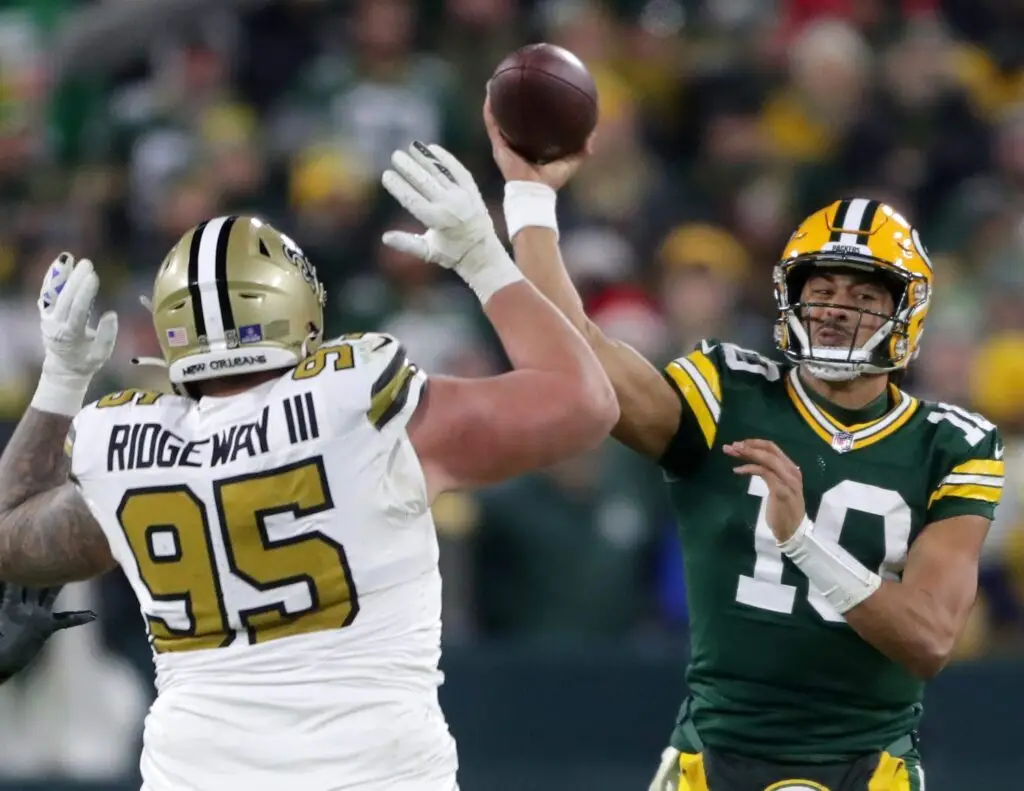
[68, 333, 458, 791]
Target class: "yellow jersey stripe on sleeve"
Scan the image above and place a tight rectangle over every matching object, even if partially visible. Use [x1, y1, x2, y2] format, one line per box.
[687, 350, 722, 402]
[950, 459, 1005, 478]
[928, 482, 1003, 509]
[665, 362, 719, 449]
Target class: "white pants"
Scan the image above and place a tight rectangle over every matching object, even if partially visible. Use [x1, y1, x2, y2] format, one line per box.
[139, 685, 459, 791]
[141, 778, 458, 791]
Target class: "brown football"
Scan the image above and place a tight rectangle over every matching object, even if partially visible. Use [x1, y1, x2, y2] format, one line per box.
[487, 43, 598, 165]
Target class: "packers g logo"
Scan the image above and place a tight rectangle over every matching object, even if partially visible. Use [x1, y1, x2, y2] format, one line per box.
[764, 782, 830, 791]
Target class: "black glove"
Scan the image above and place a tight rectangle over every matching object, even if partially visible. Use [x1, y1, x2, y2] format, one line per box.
[0, 583, 96, 683]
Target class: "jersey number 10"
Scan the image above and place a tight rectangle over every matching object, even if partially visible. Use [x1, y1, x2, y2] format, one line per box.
[117, 456, 358, 652]
[735, 477, 912, 623]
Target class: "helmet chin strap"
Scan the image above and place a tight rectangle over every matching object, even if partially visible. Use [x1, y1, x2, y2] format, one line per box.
[132, 294, 169, 371]
[800, 361, 861, 382]
[130, 356, 168, 370]
[786, 312, 896, 380]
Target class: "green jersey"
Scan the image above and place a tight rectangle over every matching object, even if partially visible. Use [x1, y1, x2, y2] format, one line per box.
[659, 339, 1004, 762]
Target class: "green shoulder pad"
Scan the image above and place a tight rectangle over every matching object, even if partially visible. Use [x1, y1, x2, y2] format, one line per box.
[660, 339, 782, 475]
[923, 400, 1004, 523]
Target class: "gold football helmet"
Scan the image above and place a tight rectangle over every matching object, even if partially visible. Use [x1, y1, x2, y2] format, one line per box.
[135, 216, 326, 394]
[774, 198, 933, 381]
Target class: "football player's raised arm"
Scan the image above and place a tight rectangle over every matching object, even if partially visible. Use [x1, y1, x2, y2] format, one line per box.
[0, 408, 115, 585]
[407, 278, 619, 499]
[511, 227, 683, 461]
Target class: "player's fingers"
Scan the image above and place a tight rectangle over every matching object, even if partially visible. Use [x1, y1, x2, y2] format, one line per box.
[382, 231, 431, 262]
[38, 252, 74, 312]
[731, 463, 767, 477]
[743, 439, 800, 473]
[391, 149, 446, 200]
[65, 261, 99, 331]
[89, 311, 118, 365]
[733, 465, 790, 498]
[725, 444, 787, 477]
[425, 144, 475, 189]
[408, 141, 460, 188]
[382, 170, 443, 227]
[40, 587, 60, 609]
[728, 441, 801, 485]
[0, 583, 14, 609]
[482, 92, 500, 139]
[53, 257, 92, 322]
[52, 610, 97, 631]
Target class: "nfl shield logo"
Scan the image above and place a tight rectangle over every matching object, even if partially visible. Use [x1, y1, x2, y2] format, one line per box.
[831, 432, 855, 454]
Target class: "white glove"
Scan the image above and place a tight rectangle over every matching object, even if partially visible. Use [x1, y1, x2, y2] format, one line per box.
[381, 141, 523, 304]
[31, 254, 118, 416]
[648, 747, 681, 791]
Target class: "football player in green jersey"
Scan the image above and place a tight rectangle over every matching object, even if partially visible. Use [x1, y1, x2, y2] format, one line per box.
[485, 101, 1001, 791]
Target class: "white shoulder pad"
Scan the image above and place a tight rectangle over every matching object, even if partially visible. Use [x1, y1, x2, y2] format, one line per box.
[68, 389, 185, 479]
[310, 333, 428, 433]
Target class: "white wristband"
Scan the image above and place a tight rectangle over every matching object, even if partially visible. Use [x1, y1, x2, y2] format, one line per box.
[30, 371, 89, 417]
[503, 181, 558, 242]
[456, 236, 524, 305]
[778, 516, 882, 614]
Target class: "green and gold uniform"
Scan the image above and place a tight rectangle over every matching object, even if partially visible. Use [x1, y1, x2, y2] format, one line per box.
[658, 339, 1004, 790]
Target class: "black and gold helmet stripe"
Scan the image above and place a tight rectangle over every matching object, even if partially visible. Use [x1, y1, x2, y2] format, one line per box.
[186, 215, 241, 345]
[828, 198, 880, 246]
[214, 214, 239, 335]
[368, 343, 419, 430]
[186, 219, 210, 339]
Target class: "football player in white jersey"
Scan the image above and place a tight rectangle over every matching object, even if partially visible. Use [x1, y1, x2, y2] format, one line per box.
[0, 141, 616, 790]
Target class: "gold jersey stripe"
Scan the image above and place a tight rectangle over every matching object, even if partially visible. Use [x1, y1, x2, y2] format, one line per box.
[847, 399, 920, 450]
[812, 385, 906, 433]
[688, 351, 722, 402]
[665, 363, 718, 448]
[928, 482, 1003, 509]
[951, 459, 1005, 478]
[785, 374, 919, 452]
[368, 358, 418, 430]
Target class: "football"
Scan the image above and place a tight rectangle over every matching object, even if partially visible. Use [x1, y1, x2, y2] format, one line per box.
[487, 43, 598, 165]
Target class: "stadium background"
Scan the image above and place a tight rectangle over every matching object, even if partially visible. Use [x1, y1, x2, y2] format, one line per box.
[0, 0, 1023, 788]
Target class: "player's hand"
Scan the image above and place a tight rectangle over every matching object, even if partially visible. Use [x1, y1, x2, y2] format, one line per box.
[381, 141, 522, 304]
[648, 747, 681, 791]
[0, 584, 96, 683]
[34, 253, 118, 416]
[382, 141, 495, 271]
[725, 439, 806, 542]
[483, 94, 593, 191]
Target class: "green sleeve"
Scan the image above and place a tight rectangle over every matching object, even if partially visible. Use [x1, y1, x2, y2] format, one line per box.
[658, 339, 725, 478]
[926, 410, 1004, 524]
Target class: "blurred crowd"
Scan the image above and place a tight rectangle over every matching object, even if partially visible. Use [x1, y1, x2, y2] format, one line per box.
[2, 0, 1024, 779]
